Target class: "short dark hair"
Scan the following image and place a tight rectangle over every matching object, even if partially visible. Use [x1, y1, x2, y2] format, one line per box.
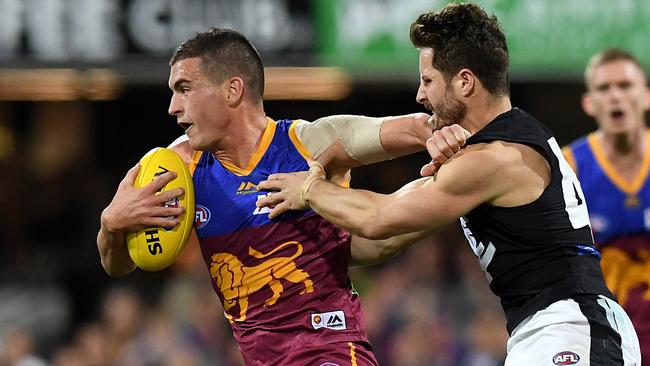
[410, 3, 509, 95]
[584, 48, 646, 87]
[170, 28, 264, 101]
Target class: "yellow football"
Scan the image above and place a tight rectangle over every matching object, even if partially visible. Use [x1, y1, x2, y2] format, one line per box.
[126, 147, 195, 271]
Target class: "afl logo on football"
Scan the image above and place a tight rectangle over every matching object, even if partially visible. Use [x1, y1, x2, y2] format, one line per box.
[195, 205, 211, 229]
[553, 351, 580, 365]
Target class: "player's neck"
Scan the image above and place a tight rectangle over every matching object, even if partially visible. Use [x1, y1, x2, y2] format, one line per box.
[598, 128, 647, 181]
[212, 107, 269, 169]
[599, 127, 646, 158]
[462, 95, 511, 134]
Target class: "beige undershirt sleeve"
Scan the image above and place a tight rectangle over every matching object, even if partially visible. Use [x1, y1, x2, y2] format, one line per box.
[293, 115, 395, 164]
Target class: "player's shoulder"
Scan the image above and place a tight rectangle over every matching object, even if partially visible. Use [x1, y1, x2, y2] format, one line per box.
[274, 118, 301, 132]
[562, 133, 594, 167]
[438, 143, 514, 184]
[564, 133, 591, 152]
[452, 141, 540, 183]
[167, 135, 193, 165]
[428, 142, 518, 203]
[462, 140, 523, 166]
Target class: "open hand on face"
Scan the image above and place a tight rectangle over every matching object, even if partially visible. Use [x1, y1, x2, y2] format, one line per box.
[101, 164, 185, 233]
[256, 171, 312, 219]
[420, 124, 472, 176]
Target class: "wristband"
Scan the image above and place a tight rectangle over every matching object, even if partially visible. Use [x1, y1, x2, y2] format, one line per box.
[299, 161, 326, 207]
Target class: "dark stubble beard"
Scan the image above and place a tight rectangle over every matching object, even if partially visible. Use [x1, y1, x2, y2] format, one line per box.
[431, 86, 467, 130]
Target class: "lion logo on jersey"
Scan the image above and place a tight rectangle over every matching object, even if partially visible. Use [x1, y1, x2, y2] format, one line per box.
[209, 241, 314, 322]
[601, 247, 650, 305]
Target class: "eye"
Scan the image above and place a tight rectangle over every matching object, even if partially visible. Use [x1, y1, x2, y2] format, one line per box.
[618, 81, 632, 90]
[595, 84, 609, 92]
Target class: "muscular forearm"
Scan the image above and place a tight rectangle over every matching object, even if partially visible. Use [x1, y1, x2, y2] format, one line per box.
[97, 211, 136, 277]
[350, 227, 438, 266]
[305, 179, 393, 239]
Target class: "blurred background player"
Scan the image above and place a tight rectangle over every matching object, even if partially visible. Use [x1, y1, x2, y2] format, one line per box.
[97, 28, 435, 365]
[257, 4, 642, 364]
[563, 47, 650, 363]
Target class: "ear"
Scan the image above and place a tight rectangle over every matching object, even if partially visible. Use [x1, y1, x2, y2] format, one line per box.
[456, 68, 475, 97]
[225, 77, 245, 106]
[581, 92, 595, 117]
[644, 86, 650, 110]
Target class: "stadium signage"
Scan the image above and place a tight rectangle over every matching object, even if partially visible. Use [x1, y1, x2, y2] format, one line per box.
[0, 0, 311, 62]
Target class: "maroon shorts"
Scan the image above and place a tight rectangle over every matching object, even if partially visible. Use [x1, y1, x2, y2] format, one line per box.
[279, 341, 378, 366]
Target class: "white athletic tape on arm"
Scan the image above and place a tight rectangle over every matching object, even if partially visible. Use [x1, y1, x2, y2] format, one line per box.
[294, 115, 394, 164]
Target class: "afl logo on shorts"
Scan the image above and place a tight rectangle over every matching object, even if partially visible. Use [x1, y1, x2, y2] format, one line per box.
[553, 351, 580, 365]
[195, 205, 211, 229]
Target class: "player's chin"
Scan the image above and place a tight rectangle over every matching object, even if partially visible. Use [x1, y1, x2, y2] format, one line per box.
[187, 138, 205, 152]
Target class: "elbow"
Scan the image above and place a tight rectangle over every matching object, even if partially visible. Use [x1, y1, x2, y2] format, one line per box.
[105, 267, 134, 278]
[356, 217, 394, 240]
[412, 113, 433, 143]
[101, 259, 135, 278]
[350, 205, 399, 240]
[376, 242, 401, 261]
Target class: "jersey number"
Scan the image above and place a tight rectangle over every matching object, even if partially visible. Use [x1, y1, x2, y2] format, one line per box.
[460, 217, 495, 283]
[547, 138, 590, 229]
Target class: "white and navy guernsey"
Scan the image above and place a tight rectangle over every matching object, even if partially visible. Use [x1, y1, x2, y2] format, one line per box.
[460, 108, 614, 334]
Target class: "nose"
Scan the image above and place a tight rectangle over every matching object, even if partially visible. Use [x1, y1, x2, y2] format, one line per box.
[608, 86, 624, 102]
[168, 92, 182, 116]
[416, 84, 427, 105]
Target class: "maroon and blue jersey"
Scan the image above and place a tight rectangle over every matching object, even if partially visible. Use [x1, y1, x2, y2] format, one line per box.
[564, 132, 650, 244]
[190, 118, 374, 365]
[564, 131, 650, 362]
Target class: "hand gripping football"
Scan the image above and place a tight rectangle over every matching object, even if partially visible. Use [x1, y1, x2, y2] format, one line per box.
[126, 147, 195, 271]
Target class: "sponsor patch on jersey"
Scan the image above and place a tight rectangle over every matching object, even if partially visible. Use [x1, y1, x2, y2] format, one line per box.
[311, 310, 346, 330]
[236, 181, 259, 195]
[553, 351, 580, 365]
[195, 205, 211, 229]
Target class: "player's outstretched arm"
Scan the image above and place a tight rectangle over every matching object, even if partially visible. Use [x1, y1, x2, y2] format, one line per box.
[297, 113, 433, 172]
[97, 164, 184, 277]
[258, 146, 509, 239]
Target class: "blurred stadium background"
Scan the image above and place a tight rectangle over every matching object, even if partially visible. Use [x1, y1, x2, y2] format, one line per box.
[0, 0, 648, 365]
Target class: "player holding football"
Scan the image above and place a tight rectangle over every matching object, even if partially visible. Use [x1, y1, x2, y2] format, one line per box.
[97, 28, 443, 365]
[562, 48, 650, 364]
[255, 3, 642, 364]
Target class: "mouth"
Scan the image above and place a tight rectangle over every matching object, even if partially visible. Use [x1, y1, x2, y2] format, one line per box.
[610, 109, 625, 122]
[178, 121, 193, 132]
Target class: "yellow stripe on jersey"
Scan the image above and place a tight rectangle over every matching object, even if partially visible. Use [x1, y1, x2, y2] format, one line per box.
[588, 130, 650, 195]
[288, 119, 314, 160]
[348, 342, 358, 366]
[189, 150, 203, 176]
[562, 145, 577, 175]
[219, 118, 277, 176]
